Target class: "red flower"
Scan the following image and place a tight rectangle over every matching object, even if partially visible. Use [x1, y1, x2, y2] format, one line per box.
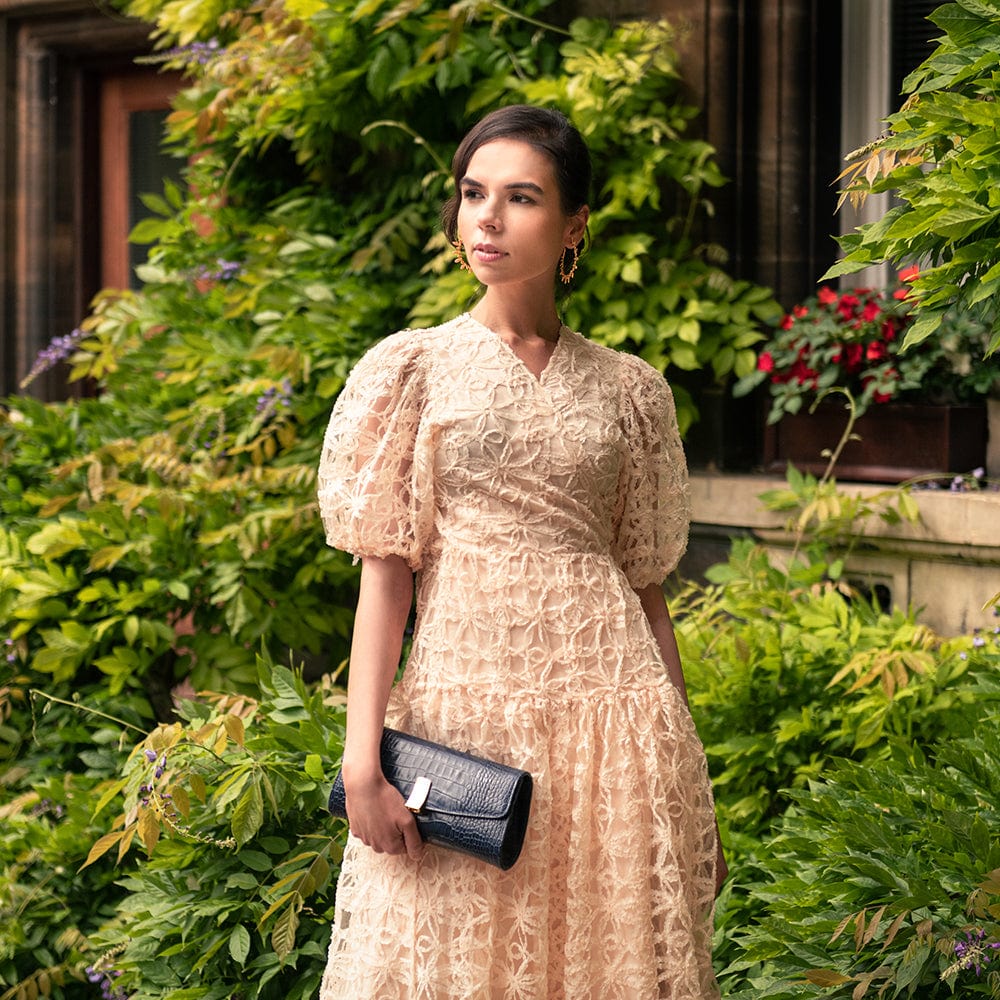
[780, 314, 794, 330]
[881, 319, 897, 341]
[844, 343, 864, 372]
[862, 300, 882, 322]
[790, 359, 819, 387]
[758, 351, 775, 373]
[894, 265, 919, 299]
[872, 389, 893, 404]
[837, 294, 860, 320]
[866, 341, 887, 361]
[793, 304, 808, 318]
[817, 286, 838, 305]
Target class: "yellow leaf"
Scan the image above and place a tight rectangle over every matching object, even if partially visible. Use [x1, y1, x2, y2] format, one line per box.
[864, 905, 887, 946]
[171, 784, 191, 819]
[804, 969, 853, 986]
[190, 773, 207, 802]
[854, 908, 867, 950]
[831, 911, 854, 943]
[138, 808, 161, 855]
[258, 889, 298, 925]
[117, 824, 137, 863]
[978, 869, 1000, 893]
[80, 830, 124, 870]
[224, 714, 246, 747]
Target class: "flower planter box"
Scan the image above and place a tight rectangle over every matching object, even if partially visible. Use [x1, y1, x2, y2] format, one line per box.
[762, 402, 988, 483]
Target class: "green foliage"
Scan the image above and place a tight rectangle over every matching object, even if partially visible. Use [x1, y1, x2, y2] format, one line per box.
[1, 658, 347, 1000]
[675, 469, 1000, 984]
[0, 670, 156, 999]
[680, 538, 997, 840]
[722, 721, 1000, 998]
[825, 0, 1000, 357]
[88, 661, 346, 1000]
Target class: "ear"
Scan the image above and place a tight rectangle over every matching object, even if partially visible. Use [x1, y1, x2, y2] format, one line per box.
[564, 205, 590, 247]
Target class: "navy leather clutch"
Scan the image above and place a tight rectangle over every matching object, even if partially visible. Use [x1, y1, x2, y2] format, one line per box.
[327, 728, 533, 871]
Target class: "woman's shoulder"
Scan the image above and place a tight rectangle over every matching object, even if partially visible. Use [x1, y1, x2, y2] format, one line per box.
[571, 334, 671, 396]
[351, 316, 465, 378]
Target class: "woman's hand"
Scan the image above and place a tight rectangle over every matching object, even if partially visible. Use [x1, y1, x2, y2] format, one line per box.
[343, 768, 425, 861]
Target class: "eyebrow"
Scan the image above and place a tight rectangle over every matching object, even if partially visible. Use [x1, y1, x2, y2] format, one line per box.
[460, 177, 546, 196]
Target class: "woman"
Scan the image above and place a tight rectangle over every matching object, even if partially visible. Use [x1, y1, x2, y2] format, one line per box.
[318, 104, 724, 999]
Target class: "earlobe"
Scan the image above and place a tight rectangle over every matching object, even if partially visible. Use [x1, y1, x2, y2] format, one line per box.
[566, 206, 590, 248]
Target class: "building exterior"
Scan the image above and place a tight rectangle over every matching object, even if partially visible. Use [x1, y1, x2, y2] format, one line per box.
[1, 0, 180, 399]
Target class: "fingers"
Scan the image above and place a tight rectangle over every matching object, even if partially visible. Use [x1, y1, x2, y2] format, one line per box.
[349, 812, 424, 859]
[401, 817, 425, 861]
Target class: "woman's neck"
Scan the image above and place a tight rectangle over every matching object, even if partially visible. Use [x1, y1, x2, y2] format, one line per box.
[471, 287, 562, 344]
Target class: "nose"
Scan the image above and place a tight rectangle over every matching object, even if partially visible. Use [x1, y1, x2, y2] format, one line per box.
[474, 195, 501, 232]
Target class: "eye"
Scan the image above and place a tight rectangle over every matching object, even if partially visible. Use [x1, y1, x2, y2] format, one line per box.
[510, 193, 535, 205]
[460, 187, 484, 201]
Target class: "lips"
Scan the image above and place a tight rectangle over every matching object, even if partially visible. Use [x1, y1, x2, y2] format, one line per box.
[473, 243, 505, 262]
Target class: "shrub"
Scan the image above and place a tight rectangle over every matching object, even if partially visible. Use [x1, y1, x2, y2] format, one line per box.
[0, 659, 346, 1000]
[674, 469, 1000, 980]
[722, 714, 1000, 998]
[826, 0, 1000, 355]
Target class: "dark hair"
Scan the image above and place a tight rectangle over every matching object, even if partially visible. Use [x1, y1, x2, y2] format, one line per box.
[441, 104, 592, 246]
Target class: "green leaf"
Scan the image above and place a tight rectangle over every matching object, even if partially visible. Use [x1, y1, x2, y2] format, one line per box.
[303, 754, 325, 781]
[232, 781, 265, 847]
[228, 924, 251, 966]
[931, 2, 992, 42]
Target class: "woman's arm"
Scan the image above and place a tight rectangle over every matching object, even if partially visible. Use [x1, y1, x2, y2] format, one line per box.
[635, 582, 690, 706]
[635, 582, 728, 894]
[339, 554, 424, 861]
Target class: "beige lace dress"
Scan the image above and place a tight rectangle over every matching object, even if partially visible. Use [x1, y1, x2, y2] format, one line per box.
[317, 313, 719, 1000]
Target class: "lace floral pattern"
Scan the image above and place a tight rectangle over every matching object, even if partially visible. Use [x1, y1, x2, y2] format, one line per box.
[317, 314, 719, 999]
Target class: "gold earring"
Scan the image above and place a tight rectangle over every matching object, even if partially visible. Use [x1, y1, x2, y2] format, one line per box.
[452, 236, 472, 272]
[559, 244, 579, 284]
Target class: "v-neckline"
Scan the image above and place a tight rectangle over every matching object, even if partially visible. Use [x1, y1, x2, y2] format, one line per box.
[463, 313, 565, 385]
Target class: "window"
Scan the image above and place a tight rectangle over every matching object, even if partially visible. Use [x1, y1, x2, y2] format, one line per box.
[0, 3, 180, 398]
[100, 71, 184, 291]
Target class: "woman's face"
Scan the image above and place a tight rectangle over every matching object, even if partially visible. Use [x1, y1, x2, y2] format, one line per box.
[456, 138, 588, 292]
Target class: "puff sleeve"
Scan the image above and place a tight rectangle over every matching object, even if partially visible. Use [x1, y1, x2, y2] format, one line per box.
[316, 332, 435, 570]
[611, 356, 691, 589]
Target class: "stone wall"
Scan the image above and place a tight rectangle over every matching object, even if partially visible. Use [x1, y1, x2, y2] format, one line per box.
[685, 473, 1000, 637]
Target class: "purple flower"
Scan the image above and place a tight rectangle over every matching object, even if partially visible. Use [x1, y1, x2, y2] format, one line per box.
[164, 38, 222, 65]
[953, 927, 1000, 977]
[21, 327, 85, 385]
[255, 379, 293, 417]
[144, 749, 157, 763]
[194, 258, 242, 283]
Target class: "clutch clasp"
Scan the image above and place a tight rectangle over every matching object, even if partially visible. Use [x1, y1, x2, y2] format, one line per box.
[405, 775, 432, 813]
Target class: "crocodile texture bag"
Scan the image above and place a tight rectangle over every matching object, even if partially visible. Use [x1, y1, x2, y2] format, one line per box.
[327, 728, 533, 871]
